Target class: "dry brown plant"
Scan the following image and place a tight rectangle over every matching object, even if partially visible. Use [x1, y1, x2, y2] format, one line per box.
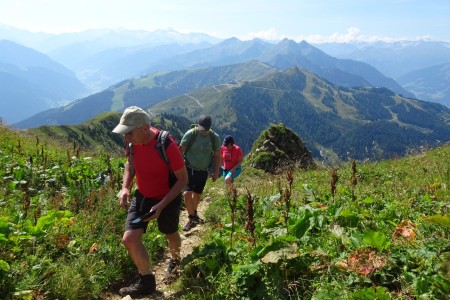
[227, 185, 238, 248]
[284, 169, 294, 232]
[330, 168, 338, 199]
[244, 188, 256, 247]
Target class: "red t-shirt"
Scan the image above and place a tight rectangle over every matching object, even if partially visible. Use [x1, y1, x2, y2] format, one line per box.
[220, 144, 243, 170]
[128, 130, 185, 199]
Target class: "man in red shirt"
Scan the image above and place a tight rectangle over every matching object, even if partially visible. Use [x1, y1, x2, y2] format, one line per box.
[113, 106, 188, 296]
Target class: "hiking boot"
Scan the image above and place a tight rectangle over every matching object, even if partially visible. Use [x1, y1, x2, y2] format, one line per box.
[194, 211, 205, 224]
[183, 215, 198, 231]
[164, 258, 180, 283]
[119, 273, 156, 296]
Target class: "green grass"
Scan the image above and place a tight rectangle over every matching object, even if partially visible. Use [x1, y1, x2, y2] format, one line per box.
[0, 126, 166, 299]
[178, 144, 450, 299]
[1, 124, 449, 299]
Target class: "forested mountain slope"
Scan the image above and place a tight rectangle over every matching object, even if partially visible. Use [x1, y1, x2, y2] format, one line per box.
[150, 67, 450, 160]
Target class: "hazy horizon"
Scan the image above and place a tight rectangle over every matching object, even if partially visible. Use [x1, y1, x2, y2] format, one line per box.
[0, 0, 449, 43]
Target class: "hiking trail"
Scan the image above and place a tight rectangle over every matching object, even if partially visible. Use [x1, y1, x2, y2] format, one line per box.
[101, 195, 213, 300]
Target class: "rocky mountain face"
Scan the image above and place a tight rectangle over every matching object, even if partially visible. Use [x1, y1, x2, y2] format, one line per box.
[246, 124, 315, 173]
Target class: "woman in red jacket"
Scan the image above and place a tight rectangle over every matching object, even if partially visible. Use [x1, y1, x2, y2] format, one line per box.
[220, 135, 243, 187]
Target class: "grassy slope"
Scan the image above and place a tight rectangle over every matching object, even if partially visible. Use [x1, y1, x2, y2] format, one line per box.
[1, 124, 449, 299]
[178, 143, 450, 299]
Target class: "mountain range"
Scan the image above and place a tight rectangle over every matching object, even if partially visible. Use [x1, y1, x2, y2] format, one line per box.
[24, 65, 450, 162]
[1, 27, 450, 125]
[314, 40, 450, 79]
[12, 37, 417, 128]
[1, 26, 449, 161]
[314, 40, 450, 107]
[147, 67, 450, 160]
[397, 62, 450, 107]
[0, 40, 89, 124]
[14, 61, 277, 128]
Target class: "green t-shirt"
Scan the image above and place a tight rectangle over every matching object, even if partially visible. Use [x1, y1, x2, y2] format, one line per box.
[181, 128, 221, 171]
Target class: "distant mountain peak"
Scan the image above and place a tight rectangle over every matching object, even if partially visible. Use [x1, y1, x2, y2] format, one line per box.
[220, 37, 242, 45]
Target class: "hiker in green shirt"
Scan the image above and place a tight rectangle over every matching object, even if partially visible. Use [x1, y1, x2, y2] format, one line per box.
[179, 115, 221, 231]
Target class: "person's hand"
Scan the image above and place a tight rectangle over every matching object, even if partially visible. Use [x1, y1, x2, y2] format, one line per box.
[231, 167, 236, 175]
[119, 188, 130, 210]
[211, 170, 219, 182]
[144, 204, 162, 221]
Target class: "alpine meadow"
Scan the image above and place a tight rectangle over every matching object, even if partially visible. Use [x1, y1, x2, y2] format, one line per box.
[1, 117, 449, 299]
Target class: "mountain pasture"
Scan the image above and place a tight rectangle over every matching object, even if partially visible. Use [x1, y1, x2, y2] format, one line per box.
[1, 122, 449, 299]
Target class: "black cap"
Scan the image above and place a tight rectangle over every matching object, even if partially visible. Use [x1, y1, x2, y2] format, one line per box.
[223, 135, 234, 146]
[198, 115, 211, 131]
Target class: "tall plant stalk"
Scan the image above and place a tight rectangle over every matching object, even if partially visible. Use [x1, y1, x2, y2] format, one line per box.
[227, 185, 238, 248]
[350, 160, 357, 200]
[284, 170, 293, 233]
[245, 188, 256, 247]
[330, 168, 338, 200]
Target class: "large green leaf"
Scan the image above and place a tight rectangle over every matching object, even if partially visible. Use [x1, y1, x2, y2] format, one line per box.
[290, 209, 313, 240]
[0, 216, 10, 235]
[362, 230, 390, 251]
[0, 233, 8, 244]
[255, 239, 290, 259]
[30, 210, 73, 236]
[422, 215, 450, 227]
[351, 286, 391, 299]
[260, 243, 299, 264]
[0, 259, 10, 272]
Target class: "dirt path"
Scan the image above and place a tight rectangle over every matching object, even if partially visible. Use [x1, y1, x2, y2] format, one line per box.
[101, 196, 212, 300]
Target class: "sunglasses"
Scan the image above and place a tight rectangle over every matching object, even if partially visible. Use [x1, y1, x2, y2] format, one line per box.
[124, 126, 142, 137]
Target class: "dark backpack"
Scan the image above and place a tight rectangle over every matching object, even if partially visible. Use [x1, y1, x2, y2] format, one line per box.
[128, 130, 176, 186]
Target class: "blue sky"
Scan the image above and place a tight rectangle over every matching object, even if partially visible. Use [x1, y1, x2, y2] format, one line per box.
[0, 0, 449, 42]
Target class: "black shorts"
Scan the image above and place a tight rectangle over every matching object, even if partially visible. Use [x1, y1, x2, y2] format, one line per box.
[184, 167, 209, 194]
[125, 190, 181, 234]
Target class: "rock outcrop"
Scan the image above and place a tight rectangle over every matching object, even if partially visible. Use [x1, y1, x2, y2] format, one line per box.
[246, 124, 315, 173]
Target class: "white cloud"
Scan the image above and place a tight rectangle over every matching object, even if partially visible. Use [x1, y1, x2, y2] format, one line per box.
[246, 28, 284, 41]
[223, 27, 408, 43]
[203, 26, 439, 43]
[291, 27, 436, 43]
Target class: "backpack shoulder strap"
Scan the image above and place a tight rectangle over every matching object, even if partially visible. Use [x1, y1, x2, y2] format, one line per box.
[209, 129, 216, 151]
[156, 130, 174, 175]
[185, 127, 217, 154]
[128, 131, 175, 176]
[184, 126, 198, 155]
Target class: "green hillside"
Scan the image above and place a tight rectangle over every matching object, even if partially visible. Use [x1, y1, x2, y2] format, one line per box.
[28, 112, 124, 154]
[26, 112, 194, 155]
[150, 67, 450, 160]
[397, 62, 450, 107]
[17, 66, 450, 163]
[15, 61, 450, 163]
[15, 61, 277, 129]
[0, 123, 449, 299]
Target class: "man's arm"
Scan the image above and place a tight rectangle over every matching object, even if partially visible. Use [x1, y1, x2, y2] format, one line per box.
[119, 158, 135, 210]
[148, 166, 188, 219]
[231, 153, 243, 174]
[178, 130, 191, 155]
[211, 150, 221, 181]
[178, 144, 186, 155]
